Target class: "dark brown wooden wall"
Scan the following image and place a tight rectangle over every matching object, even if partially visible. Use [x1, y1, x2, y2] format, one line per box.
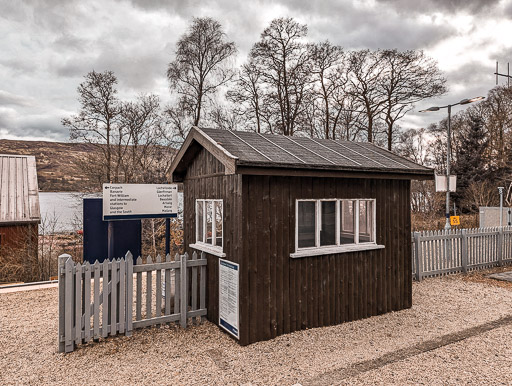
[240, 175, 411, 345]
[183, 147, 412, 346]
[183, 147, 243, 325]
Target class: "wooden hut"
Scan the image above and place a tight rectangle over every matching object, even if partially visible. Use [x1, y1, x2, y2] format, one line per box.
[0, 154, 40, 282]
[170, 127, 433, 345]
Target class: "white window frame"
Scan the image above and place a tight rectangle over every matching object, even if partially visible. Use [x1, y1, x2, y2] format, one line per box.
[190, 199, 226, 257]
[292, 198, 384, 258]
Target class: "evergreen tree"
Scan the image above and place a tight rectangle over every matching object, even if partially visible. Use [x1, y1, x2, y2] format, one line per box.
[451, 114, 489, 212]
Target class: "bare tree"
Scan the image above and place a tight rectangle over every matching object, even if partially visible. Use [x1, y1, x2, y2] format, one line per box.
[120, 94, 172, 184]
[226, 61, 264, 132]
[379, 49, 446, 150]
[308, 41, 345, 139]
[167, 17, 236, 131]
[347, 50, 387, 143]
[63, 71, 121, 184]
[249, 17, 312, 136]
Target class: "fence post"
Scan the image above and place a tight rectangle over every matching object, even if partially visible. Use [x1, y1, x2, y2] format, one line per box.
[58, 254, 71, 353]
[64, 256, 75, 353]
[498, 227, 504, 266]
[180, 253, 188, 328]
[200, 252, 206, 322]
[461, 229, 468, 274]
[125, 252, 133, 336]
[414, 232, 422, 281]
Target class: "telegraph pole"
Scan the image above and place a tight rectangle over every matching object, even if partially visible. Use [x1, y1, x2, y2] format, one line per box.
[495, 61, 511, 86]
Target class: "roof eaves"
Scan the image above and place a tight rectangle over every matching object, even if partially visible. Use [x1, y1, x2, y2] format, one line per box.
[235, 159, 435, 176]
[168, 127, 239, 181]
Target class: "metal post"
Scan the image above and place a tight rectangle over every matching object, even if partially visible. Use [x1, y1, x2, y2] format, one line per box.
[499, 187, 505, 227]
[108, 221, 114, 259]
[498, 227, 504, 267]
[165, 218, 170, 255]
[445, 105, 452, 230]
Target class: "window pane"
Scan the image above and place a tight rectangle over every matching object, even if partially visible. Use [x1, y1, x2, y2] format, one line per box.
[359, 200, 374, 243]
[320, 201, 336, 246]
[340, 200, 355, 244]
[215, 201, 223, 247]
[196, 201, 204, 242]
[206, 201, 213, 245]
[298, 201, 316, 248]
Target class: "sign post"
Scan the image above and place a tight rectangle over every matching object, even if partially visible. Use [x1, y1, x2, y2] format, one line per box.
[103, 183, 178, 261]
[103, 184, 178, 220]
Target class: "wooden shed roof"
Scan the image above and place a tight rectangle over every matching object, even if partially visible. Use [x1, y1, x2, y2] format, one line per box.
[170, 127, 434, 181]
[0, 154, 40, 224]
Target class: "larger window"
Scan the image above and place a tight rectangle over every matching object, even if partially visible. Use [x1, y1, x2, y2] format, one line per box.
[193, 199, 223, 255]
[294, 199, 381, 258]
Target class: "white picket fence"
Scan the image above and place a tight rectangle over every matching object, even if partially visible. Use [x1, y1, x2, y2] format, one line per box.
[412, 226, 512, 281]
[58, 251, 207, 353]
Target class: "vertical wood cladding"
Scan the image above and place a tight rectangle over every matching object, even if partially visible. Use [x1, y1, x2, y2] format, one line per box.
[241, 175, 411, 345]
[183, 147, 412, 346]
[183, 148, 242, 328]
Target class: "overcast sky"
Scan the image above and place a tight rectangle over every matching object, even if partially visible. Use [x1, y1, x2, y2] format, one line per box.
[1, 0, 512, 142]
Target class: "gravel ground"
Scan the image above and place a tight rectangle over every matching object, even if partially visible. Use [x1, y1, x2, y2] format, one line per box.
[1, 274, 512, 385]
[347, 324, 512, 385]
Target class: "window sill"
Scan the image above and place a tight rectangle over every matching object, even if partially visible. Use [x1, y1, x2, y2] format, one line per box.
[190, 243, 226, 258]
[290, 243, 385, 258]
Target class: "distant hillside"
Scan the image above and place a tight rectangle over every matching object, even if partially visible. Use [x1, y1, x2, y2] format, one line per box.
[0, 139, 100, 192]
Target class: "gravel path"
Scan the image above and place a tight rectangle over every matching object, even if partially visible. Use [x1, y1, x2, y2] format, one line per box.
[1, 274, 512, 385]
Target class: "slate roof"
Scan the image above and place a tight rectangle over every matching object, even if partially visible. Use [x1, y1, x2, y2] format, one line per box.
[0, 154, 40, 224]
[169, 127, 434, 180]
[199, 128, 433, 176]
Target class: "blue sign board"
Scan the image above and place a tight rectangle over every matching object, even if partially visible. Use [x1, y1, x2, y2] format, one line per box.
[83, 198, 141, 264]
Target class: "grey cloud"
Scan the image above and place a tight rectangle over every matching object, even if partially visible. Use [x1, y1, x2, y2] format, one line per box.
[52, 33, 91, 52]
[375, 0, 501, 15]
[0, 91, 35, 107]
[0, 0, 508, 141]
[0, 107, 68, 140]
[311, 11, 454, 51]
[0, 58, 38, 76]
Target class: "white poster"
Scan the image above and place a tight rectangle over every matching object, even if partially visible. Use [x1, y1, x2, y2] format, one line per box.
[102, 183, 178, 220]
[219, 259, 239, 339]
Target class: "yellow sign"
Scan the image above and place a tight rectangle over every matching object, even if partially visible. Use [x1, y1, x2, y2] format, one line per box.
[450, 216, 460, 226]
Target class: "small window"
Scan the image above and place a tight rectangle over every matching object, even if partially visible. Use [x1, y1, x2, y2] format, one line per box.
[196, 201, 204, 243]
[320, 201, 336, 246]
[295, 198, 378, 255]
[298, 201, 316, 248]
[196, 199, 223, 250]
[340, 200, 356, 245]
[215, 201, 223, 247]
[359, 200, 374, 243]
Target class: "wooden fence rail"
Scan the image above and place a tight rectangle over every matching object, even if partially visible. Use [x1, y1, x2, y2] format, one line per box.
[58, 251, 207, 353]
[412, 226, 512, 281]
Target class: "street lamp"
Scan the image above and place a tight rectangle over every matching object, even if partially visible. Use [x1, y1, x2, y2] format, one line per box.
[420, 96, 485, 229]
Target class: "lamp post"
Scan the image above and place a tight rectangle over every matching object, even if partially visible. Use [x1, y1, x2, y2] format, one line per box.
[420, 96, 485, 229]
[499, 186, 505, 227]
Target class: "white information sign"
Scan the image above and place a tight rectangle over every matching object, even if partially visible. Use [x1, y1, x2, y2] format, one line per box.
[219, 258, 239, 339]
[102, 183, 178, 220]
[435, 175, 457, 192]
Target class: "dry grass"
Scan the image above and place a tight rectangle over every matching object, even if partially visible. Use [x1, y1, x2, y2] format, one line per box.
[460, 264, 512, 290]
